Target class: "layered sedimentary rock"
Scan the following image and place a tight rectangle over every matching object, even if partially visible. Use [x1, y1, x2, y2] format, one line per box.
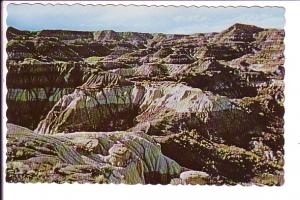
[6, 59, 86, 129]
[6, 23, 284, 185]
[7, 124, 182, 184]
[35, 73, 144, 134]
[154, 130, 283, 185]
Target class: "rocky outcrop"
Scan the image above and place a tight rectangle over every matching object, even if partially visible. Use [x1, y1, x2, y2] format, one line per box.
[34, 73, 145, 134]
[178, 171, 210, 185]
[35, 80, 253, 140]
[6, 23, 284, 185]
[212, 23, 265, 43]
[6, 59, 86, 129]
[155, 130, 283, 185]
[6, 123, 182, 184]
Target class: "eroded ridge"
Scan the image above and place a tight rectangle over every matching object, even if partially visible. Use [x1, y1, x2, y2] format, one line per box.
[6, 23, 284, 185]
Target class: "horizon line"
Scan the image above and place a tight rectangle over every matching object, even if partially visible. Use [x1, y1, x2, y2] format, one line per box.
[7, 22, 284, 35]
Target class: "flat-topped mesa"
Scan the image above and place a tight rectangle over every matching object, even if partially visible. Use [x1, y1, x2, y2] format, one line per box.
[7, 27, 35, 40]
[38, 29, 93, 41]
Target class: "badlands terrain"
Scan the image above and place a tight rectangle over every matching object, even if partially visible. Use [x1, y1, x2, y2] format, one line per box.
[6, 23, 284, 185]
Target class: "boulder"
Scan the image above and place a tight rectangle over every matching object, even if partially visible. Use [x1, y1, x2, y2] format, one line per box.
[179, 171, 210, 185]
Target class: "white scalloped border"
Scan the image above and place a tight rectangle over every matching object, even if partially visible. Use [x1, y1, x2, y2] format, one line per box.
[2, 1, 300, 200]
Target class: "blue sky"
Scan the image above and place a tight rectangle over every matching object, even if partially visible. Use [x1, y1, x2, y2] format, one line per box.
[7, 4, 284, 34]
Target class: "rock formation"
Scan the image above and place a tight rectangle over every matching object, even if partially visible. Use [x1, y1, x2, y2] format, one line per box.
[7, 123, 181, 184]
[6, 23, 284, 185]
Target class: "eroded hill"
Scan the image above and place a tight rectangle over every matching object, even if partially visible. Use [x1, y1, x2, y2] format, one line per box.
[6, 24, 284, 185]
